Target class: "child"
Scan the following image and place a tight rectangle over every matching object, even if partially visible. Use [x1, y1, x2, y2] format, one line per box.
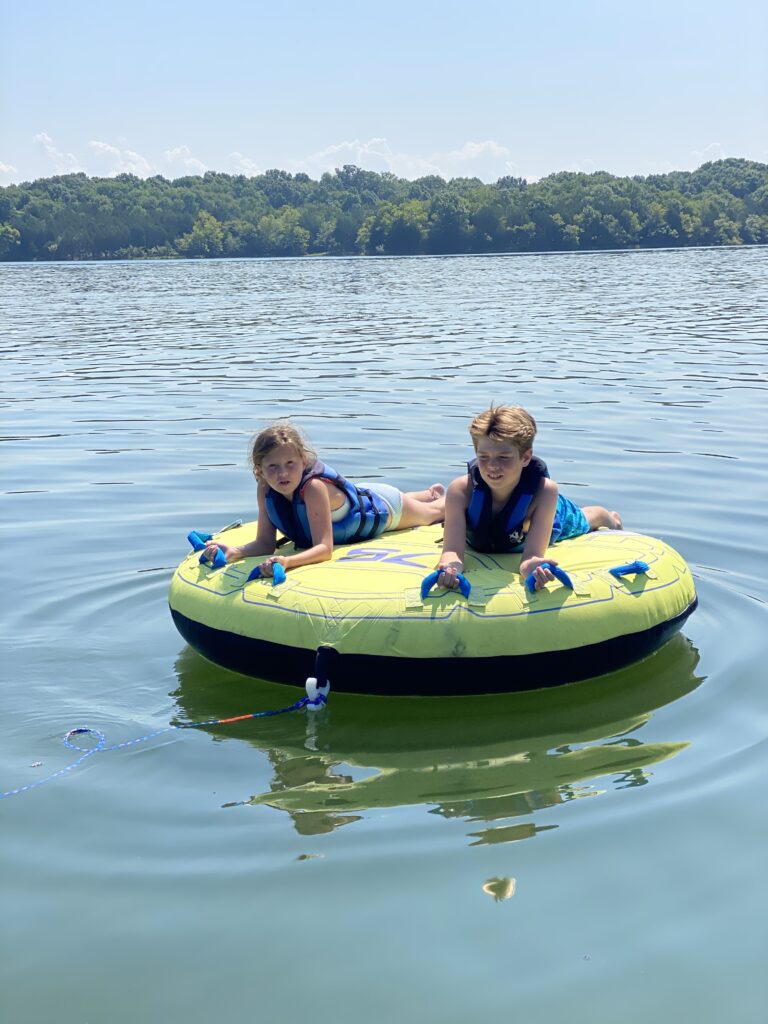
[204, 421, 446, 576]
[437, 405, 622, 591]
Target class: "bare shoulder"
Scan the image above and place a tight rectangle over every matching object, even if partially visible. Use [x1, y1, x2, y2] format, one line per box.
[531, 476, 559, 510]
[446, 474, 471, 504]
[302, 476, 332, 508]
[302, 476, 326, 494]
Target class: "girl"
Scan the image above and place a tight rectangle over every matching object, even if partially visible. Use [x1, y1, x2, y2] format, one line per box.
[204, 422, 446, 576]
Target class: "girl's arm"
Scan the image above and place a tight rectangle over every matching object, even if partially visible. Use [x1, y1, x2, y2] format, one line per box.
[437, 475, 471, 588]
[519, 477, 559, 589]
[204, 483, 277, 563]
[259, 477, 334, 576]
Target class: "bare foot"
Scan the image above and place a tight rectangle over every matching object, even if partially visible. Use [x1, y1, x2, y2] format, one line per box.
[611, 511, 623, 529]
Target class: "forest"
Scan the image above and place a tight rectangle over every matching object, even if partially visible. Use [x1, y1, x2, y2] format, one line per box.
[0, 158, 766, 261]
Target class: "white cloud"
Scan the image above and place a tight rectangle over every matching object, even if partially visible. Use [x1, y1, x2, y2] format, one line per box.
[0, 160, 18, 184]
[88, 140, 154, 176]
[164, 145, 207, 175]
[286, 138, 400, 177]
[689, 142, 726, 168]
[33, 132, 81, 174]
[228, 151, 262, 176]
[560, 158, 600, 175]
[633, 159, 678, 177]
[286, 137, 521, 183]
[436, 140, 520, 180]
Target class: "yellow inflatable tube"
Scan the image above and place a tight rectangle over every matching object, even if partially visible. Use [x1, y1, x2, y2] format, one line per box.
[168, 521, 697, 695]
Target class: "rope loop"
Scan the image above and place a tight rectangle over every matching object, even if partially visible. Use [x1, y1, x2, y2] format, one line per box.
[2, 689, 329, 801]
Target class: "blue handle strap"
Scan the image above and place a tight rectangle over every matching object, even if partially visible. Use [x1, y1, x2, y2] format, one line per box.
[608, 560, 650, 579]
[420, 570, 472, 600]
[246, 562, 287, 587]
[187, 530, 212, 551]
[202, 548, 228, 569]
[188, 530, 227, 570]
[525, 562, 574, 594]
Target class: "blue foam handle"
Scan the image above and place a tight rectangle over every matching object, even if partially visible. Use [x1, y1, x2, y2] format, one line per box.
[525, 562, 574, 593]
[608, 560, 650, 579]
[246, 562, 287, 586]
[189, 531, 228, 569]
[199, 548, 227, 569]
[420, 570, 472, 600]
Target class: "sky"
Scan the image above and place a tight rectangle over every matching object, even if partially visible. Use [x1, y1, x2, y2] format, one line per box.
[2, 0, 766, 187]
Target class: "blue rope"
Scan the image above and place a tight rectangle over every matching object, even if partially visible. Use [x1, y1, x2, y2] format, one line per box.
[1, 693, 326, 801]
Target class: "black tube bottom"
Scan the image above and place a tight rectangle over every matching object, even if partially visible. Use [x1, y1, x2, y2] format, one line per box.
[170, 597, 697, 696]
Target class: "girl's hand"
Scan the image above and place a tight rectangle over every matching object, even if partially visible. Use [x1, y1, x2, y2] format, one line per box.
[519, 556, 557, 591]
[203, 542, 242, 564]
[437, 560, 463, 589]
[259, 556, 288, 577]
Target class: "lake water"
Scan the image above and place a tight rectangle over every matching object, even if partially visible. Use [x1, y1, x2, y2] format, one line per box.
[2, 248, 767, 1023]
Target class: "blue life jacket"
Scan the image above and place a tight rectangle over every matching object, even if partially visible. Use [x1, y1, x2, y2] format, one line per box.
[465, 455, 549, 553]
[265, 460, 391, 549]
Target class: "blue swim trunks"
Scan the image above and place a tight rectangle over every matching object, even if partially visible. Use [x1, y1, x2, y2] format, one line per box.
[550, 493, 590, 543]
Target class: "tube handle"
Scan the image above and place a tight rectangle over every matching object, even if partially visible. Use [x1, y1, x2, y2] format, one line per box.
[524, 562, 574, 593]
[246, 563, 287, 586]
[188, 530, 228, 569]
[608, 560, 650, 579]
[420, 570, 472, 600]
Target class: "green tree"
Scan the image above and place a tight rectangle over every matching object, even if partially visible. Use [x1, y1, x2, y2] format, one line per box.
[713, 214, 742, 245]
[176, 211, 225, 257]
[257, 207, 310, 256]
[0, 222, 20, 256]
[1, 158, 765, 261]
[426, 192, 471, 253]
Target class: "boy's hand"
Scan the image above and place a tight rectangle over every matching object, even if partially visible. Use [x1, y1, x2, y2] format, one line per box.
[437, 560, 463, 589]
[519, 556, 557, 591]
[259, 556, 288, 577]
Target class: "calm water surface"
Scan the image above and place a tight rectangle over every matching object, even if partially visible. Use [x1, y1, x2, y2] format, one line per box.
[2, 249, 767, 1023]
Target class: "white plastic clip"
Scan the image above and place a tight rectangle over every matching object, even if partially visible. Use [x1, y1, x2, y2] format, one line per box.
[305, 676, 330, 711]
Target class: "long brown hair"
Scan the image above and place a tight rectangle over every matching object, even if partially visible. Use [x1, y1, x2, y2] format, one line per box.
[248, 421, 316, 481]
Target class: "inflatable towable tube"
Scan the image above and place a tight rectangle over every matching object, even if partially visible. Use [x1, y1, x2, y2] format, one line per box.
[169, 521, 697, 696]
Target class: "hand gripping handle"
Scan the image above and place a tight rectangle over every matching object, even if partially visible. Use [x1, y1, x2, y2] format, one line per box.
[246, 562, 287, 586]
[187, 530, 212, 551]
[187, 530, 228, 570]
[524, 562, 574, 593]
[420, 569, 472, 600]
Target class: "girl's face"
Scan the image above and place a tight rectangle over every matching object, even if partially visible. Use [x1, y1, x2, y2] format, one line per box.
[260, 443, 305, 496]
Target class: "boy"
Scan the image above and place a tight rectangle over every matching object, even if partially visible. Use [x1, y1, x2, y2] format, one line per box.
[437, 405, 622, 591]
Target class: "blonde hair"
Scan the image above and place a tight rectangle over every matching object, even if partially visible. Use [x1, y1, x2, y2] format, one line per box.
[249, 421, 316, 480]
[469, 404, 537, 454]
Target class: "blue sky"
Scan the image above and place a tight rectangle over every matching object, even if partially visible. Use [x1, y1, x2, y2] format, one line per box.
[2, 0, 766, 186]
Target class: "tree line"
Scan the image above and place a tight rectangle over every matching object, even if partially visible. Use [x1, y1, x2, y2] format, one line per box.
[1, 158, 766, 261]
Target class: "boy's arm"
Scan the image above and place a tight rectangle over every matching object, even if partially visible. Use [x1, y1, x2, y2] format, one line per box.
[437, 475, 470, 588]
[519, 477, 559, 589]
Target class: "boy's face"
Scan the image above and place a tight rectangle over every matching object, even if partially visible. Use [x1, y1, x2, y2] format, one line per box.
[260, 442, 306, 496]
[474, 437, 532, 494]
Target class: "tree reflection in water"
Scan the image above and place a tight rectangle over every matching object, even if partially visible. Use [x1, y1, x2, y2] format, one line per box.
[173, 633, 702, 844]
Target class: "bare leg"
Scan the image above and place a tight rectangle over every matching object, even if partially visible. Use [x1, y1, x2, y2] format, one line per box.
[396, 490, 446, 529]
[583, 505, 623, 531]
[404, 483, 445, 503]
